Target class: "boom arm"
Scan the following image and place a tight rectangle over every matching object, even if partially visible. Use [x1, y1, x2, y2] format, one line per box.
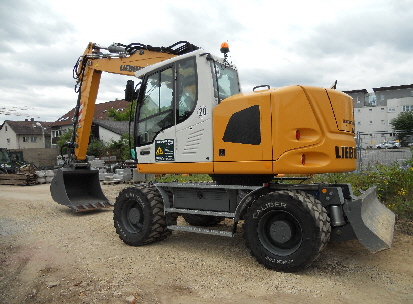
[72, 41, 198, 161]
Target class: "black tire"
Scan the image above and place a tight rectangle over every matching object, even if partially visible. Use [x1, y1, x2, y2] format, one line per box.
[182, 214, 224, 227]
[243, 190, 330, 272]
[113, 185, 171, 246]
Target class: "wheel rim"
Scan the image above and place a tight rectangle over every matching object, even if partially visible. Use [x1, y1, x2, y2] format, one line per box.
[258, 210, 303, 256]
[122, 199, 144, 233]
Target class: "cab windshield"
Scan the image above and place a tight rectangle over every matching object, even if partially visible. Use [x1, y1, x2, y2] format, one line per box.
[210, 62, 240, 102]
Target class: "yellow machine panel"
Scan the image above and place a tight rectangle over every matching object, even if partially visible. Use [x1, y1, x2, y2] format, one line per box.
[211, 85, 356, 175]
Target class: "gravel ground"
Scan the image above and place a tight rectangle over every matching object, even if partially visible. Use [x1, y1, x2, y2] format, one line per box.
[1, 183, 412, 304]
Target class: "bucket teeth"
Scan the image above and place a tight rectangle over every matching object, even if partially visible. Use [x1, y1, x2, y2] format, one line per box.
[73, 202, 113, 212]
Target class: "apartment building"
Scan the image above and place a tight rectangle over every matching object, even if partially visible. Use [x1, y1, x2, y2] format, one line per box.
[344, 84, 413, 148]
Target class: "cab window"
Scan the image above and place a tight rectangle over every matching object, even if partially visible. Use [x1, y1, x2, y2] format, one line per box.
[136, 67, 174, 146]
[176, 58, 197, 123]
[210, 62, 240, 102]
[135, 57, 198, 147]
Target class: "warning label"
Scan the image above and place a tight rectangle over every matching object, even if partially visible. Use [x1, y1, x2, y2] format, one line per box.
[155, 139, 174, 162]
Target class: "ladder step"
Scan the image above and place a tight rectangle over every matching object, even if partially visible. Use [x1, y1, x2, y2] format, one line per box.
[165, 208, 235, 218]
[167, 225, 234, 237]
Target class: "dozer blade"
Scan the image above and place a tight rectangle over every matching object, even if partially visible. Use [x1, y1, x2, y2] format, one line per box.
[50, 168, 113, 212]
[344, 186, 395, 253]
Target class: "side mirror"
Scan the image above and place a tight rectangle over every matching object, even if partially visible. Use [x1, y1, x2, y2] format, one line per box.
[125, 80, 135, 102]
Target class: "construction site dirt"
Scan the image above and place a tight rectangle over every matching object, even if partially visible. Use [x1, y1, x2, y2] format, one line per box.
[1, 184, 412, 304]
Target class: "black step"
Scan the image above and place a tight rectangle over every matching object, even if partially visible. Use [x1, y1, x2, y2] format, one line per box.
[167, 225, 233, 237]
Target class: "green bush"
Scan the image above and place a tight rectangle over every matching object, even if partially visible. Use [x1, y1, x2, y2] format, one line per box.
[310, 160, 413, 222]
[87, 139, 107, 158]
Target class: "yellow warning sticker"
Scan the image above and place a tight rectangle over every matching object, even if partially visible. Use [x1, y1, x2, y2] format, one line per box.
[156, 147, 164, 155]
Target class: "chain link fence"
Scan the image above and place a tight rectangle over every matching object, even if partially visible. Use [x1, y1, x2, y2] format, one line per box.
[357, 148, 412, 171]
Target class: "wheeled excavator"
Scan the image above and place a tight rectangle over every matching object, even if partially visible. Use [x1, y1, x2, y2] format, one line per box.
[50, 41, 395, 272]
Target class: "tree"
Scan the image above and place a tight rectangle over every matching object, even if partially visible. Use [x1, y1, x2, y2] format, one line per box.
[87, 139, 107, 158]
[390, 111, 413, 142]
[57, 130, 73, 154]
[107, 134, 134, 160]
[108, 100, 136, 121]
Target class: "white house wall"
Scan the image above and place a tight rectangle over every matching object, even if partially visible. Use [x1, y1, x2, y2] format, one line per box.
[355, 106, 389, 133]
[387, 97, 413, 123]
[0, 122, 18, 148]
[98, 126, 122, 143]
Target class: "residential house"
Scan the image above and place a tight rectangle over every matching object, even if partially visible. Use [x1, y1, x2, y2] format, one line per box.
[0, 119, 52, 149]
[50, 99, 130, 147]
[91, 120, 131, 143]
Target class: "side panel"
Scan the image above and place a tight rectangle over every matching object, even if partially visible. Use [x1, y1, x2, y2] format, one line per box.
[271, 86, 356, 173]
[212, 91, 272, 174]
[136, 52, 215, 165]
[213, 92, 272, 162]
[138, 162, 213, 174]
[174, 54, 216, 163]
[271, 86, 323, 160]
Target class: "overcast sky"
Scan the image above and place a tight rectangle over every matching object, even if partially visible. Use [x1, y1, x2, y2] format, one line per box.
[1, 0, 412, 124]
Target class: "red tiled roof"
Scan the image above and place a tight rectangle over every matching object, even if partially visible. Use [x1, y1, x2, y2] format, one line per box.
[51, 99, 130, 127]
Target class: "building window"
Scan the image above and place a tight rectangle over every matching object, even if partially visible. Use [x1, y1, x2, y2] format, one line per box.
[31, 137, 37, 143]
[380, 94, 385, 101]
[369, 109, 372, 112]
[357, 109, 361, 113]
[7, 138, 10, 144]
[381, 107, 385, 111]
[5, 126, 7, 131]
[381, 120, 386, 124]
[23, 136, 29, 142]
[369, 121, 373, 125]
[367, 93, 376, 105]
[402, 105, 413, 112]
[388, 108, 396, 112]
[358, 121, 361, 125]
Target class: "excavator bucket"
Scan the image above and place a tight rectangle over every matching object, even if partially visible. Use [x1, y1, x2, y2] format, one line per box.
[50, 168, 113, 212]
[344, 186, 395, 253]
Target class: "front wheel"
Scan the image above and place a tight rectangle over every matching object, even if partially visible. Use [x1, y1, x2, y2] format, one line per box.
[113, 185, 171, 246]
[243, 190, 330, 272]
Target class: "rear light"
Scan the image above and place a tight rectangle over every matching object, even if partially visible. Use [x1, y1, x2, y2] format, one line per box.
[296, 130, 301, 140]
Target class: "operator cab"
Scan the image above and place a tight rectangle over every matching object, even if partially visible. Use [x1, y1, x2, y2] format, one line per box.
[129, 50, 240, 165]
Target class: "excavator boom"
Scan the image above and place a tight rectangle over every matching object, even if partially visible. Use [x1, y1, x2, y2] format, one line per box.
[50, 41, 199, 211]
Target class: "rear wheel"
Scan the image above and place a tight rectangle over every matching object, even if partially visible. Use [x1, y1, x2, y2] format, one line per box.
[113, 185, 171, 246]
[243, 190, 330, 272]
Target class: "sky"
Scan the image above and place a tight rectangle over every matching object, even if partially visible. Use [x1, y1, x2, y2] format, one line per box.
[1, 0, 412, 124]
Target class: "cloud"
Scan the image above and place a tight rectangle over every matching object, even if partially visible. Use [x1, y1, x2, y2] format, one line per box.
[2, 0, 413, 125]
[0, 0, 74, 50]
